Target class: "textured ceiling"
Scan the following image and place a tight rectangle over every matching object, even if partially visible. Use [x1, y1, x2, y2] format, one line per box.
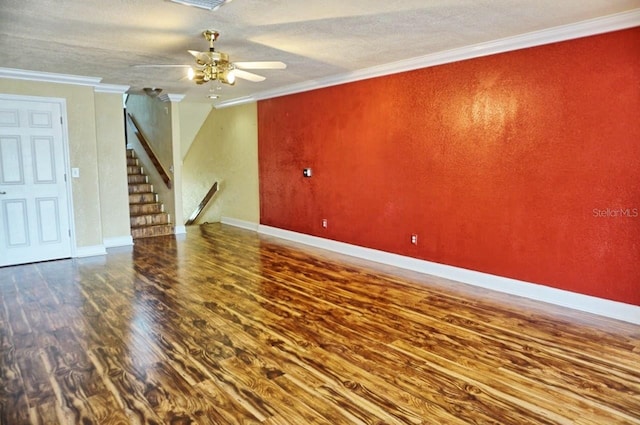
[1, 0, 638, 105]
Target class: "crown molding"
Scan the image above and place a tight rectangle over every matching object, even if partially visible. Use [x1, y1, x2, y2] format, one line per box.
[0, 67, 129, 94]
[95, 83, 130, 94]
[213, 95, 256, 108]
[159, 93, 186, 102]
[216, 9, 640, 108]
[0, 67, 102, 86]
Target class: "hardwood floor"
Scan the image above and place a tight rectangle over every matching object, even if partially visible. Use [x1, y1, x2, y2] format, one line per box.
[1, 223, 639, 424]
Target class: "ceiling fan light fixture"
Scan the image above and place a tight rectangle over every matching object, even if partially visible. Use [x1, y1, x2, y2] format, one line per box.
[169, 0, 231, 11]
[218, 67, 236, 85]
[190, 68, 208, 84]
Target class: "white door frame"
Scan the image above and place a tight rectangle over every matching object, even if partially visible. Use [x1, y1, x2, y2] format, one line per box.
[0, 93, 77, 260]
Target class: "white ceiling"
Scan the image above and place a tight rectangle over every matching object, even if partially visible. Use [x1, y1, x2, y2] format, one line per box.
[1, 0, 639, 106]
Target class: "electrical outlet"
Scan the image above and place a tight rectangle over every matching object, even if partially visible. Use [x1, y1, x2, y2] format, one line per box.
[411, 234, 418, 245]
[322, 219, 328, 228]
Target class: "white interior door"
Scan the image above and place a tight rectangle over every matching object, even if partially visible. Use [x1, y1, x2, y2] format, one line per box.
[0, 97, 72, 267]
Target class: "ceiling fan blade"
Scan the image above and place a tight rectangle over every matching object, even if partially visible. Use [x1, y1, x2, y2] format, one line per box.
[132, 64, 191, 68]
[192, 51, 218, 65]
[234, 69, 266, 82]
[234, 61, 287, 70]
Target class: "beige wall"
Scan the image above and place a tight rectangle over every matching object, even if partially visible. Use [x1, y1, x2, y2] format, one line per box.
[95, 92, 131, 243]
[182, 102, 259, 224]
[179, 102, 212, 159]
[0, 78, 106, 248]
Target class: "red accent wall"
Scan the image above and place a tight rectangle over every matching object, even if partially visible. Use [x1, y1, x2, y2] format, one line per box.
[258, 28, 640, 305]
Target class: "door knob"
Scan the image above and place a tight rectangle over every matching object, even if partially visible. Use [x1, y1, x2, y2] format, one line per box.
[0, 191, 6, 195]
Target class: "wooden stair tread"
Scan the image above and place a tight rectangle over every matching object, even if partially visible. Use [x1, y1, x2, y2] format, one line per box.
[130, 223, 172, 229]
[129, 211, 165, 216]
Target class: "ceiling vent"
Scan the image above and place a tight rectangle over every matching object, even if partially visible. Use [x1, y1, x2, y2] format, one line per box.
[169, 0, 231, 11]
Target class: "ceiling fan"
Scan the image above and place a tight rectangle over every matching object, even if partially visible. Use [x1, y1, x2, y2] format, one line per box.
[190, 29, 287, 85]
[139, 30, 286, 87]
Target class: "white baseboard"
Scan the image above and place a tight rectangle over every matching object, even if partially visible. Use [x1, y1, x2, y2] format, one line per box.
[75, 244, 107, 258]
[221, 216, 259, 231]
[174, 225, 187, 235]
[255, 225, 640, 325]
[103, 235, 133, 248]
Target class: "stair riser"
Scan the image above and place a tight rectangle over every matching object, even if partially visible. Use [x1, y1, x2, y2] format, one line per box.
[130, 204, 163, 215]
[127, 165, 143, 175]
[127, 158, 138, 166]
[129, 193, 157, 204]
[128, 175, 147, 184]
[128, 184, 153, 194]
[131, 225, 174, 239]
[131, 214, 170, 227]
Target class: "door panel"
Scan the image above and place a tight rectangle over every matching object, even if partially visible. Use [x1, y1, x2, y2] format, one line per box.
[33, 137, 56, 182]
[0, 98, 72, 266]
[4, 199, 28, 246]
[37, 197, 62, 243]
[0, 136, 24, 183]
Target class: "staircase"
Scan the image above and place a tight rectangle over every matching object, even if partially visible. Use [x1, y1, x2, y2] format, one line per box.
[127, 149, 173, 239]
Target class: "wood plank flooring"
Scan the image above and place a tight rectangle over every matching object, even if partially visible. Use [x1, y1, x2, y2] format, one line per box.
[1, 223, 639, 424]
